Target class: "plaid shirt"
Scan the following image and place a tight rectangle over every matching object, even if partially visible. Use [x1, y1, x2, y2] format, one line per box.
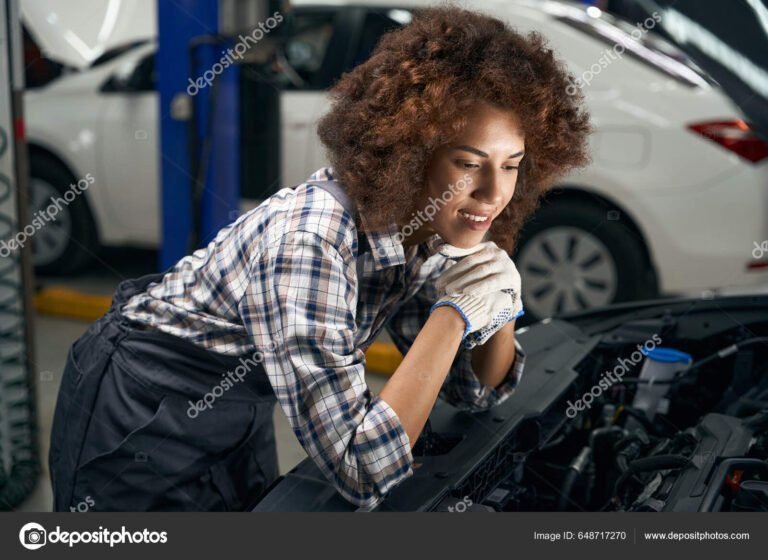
[121, 167, 526, 508]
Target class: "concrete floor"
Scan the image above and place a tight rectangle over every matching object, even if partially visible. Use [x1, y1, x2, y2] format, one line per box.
[15, 249, 388, 511]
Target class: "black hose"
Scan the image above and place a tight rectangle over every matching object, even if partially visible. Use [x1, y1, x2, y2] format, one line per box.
[557, 446, 591, 511]
[557, 470, 580, 511]
[684, 338, 768, 377]
[613, 454, 690, 503]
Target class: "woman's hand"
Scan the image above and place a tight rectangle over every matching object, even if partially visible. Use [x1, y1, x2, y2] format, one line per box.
[436, 241, 521, 299]
[430, 241, 524, 337]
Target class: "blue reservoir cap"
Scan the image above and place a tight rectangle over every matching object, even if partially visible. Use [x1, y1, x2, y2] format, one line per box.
[645, 347, 693, 364]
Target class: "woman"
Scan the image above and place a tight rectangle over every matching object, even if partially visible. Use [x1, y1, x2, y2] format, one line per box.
[49, 5, 590, 511]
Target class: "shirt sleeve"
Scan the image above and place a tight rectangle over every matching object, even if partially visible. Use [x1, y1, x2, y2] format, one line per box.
[238, 229, 413, 509]
[385, 275, 526, 411]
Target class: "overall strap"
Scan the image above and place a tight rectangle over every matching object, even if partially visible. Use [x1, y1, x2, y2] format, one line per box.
[307, 180, 371, 282]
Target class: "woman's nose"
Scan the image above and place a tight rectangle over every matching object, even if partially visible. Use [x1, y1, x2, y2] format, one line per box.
[471, 170, 506, 206]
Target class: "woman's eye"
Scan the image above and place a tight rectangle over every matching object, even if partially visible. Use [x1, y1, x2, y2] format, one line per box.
[454, 161, 519, 172]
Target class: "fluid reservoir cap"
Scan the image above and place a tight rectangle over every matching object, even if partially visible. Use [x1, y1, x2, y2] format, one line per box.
[645, 347, 693, 364]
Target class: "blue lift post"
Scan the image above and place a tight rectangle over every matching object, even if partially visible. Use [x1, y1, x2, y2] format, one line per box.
[157, 1, 240, 269]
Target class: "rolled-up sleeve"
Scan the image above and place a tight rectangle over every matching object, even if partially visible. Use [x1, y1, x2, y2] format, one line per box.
[441, 337, 526, 410]
[385, 276, 526, 411]
[238, 229, 413, 509]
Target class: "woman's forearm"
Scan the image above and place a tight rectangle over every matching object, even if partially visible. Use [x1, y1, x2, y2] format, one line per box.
[470, 320, 517, 389]
[379, 306, 466, 447]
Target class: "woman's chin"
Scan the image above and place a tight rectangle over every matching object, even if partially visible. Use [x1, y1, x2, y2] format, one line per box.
[439, 232, 485, 249]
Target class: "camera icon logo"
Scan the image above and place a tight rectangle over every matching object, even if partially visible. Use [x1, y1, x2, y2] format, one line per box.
[19, 522, 47, 550]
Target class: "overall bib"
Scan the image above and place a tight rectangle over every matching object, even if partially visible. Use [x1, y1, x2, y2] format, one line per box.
[48, 269, 280, 511]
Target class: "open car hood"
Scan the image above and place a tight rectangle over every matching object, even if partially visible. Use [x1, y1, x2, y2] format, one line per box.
[21, 0, 155, 70]
[632, 0, 768, 137]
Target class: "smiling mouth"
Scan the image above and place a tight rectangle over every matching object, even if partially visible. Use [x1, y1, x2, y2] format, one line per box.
[458, 209, 493, 222]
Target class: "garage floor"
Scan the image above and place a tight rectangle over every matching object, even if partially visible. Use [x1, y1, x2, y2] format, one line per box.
[16, 249, 389, 511]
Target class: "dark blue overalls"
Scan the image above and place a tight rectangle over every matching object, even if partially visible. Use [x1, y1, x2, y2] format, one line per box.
[48, 180, 365, 511]
[48, 269, 280, 511]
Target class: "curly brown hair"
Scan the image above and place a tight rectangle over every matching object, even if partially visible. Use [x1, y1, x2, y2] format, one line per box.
[316, 3, 592, 253]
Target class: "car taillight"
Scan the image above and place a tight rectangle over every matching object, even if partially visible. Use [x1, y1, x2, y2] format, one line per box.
[687, 120, 768, 164]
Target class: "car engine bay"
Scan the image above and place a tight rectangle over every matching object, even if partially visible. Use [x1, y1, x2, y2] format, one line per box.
[254, 294, 768, 512]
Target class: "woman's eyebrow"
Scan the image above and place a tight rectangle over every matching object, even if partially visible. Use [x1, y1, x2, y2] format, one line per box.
[453, 145, 525, 159]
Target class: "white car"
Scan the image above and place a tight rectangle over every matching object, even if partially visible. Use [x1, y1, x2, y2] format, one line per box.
[23, 0, 768, 321]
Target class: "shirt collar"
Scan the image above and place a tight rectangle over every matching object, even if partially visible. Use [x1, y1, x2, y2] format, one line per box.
[358, 208, 445, 271]
[317, 166, 444, 271]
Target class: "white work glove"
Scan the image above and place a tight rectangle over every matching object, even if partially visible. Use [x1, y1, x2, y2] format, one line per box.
[430, 241, 525, 347]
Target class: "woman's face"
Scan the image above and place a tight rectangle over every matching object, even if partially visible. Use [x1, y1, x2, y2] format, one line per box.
[407, 101, 525, 249]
